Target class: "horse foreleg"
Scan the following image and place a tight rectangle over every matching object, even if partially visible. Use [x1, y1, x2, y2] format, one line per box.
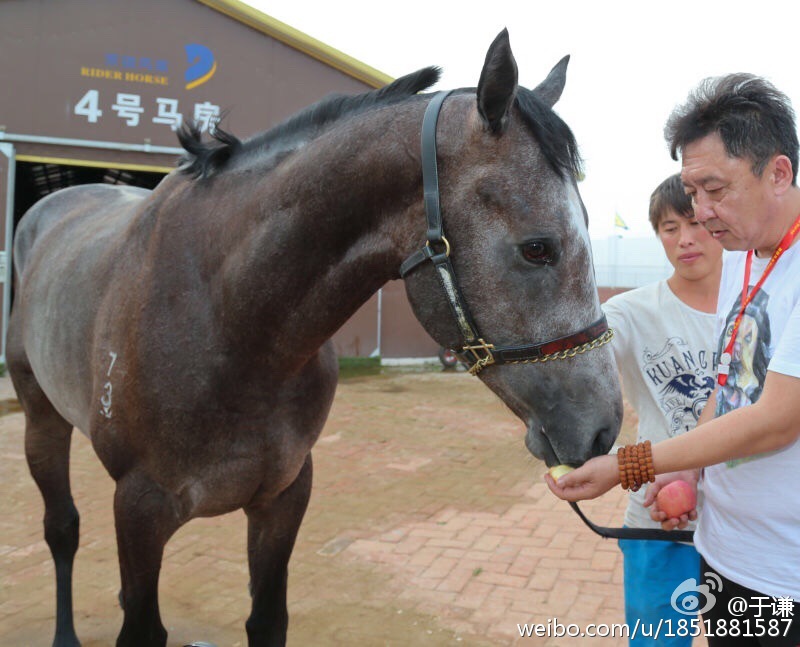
[13, 370, 80, 647]
[244, 454, 313, 647]
[113, 471, 181, 647]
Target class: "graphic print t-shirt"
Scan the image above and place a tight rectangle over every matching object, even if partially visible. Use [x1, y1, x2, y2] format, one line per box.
[604, 281, 717, 529]
[695, 246, 800, 599]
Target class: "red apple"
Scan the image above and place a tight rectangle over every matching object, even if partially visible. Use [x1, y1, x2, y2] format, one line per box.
[656, 480, 697, 518]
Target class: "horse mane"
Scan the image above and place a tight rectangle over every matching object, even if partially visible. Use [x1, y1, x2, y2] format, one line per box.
[514, 86, 583, 181]
[177, 66, 442, 180]
[176, 67, 582, 183]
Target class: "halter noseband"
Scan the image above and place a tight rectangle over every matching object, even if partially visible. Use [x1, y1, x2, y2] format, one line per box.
[400, 91, 613, 376]
[400, 92, 694, 544]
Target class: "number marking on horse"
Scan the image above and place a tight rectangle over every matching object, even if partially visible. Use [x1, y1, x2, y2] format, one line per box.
[100, 352, 118, 418]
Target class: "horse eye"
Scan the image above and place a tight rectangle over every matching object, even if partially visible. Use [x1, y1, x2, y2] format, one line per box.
[522, 240, 554, 265]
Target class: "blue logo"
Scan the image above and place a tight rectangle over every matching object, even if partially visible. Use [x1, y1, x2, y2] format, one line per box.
[184, 44, 216, 90]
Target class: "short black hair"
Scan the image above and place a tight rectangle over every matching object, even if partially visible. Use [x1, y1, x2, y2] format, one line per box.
[649, 173, 693, 232]
[665, 74, 798, 184]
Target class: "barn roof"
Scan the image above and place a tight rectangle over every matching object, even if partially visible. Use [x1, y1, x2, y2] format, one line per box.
[197, 0, 393, 88]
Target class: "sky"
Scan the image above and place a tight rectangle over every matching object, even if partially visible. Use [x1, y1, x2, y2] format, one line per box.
[247, 0, 800, 240]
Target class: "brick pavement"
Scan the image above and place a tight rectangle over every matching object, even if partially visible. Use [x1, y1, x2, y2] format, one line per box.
[346, 485, 629, 644]
[0, 370, 707, 646]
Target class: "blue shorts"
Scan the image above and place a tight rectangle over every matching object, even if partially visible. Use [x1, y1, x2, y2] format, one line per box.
[618, 536, 700, 647]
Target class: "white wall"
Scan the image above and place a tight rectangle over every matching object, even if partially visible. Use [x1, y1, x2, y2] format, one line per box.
[591, 235, 671, 288]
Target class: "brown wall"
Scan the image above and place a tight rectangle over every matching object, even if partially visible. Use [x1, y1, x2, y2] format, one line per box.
[332, 293, 380, 358]
[332, 283, 631, 360]
[0, 0, 375, 164]
[0, 148, 10, 354]
[0, 0, 395, 360]
[0, 0, 631, 362]
[379, 281, 440, 358]
[598, 287, 629, 303]
[331, 281, 440, 359]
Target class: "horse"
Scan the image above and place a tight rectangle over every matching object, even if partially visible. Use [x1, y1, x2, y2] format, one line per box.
[7, 29, 622, 647]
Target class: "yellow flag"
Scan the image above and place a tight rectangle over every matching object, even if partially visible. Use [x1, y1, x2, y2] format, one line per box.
[614, 212, 629, 230]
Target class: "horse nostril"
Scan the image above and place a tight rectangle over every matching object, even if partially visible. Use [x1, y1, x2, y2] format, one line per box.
[591, 427, 615, 457]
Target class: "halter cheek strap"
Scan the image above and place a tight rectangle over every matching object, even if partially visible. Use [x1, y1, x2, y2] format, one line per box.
[401, 91, 692, 544]
[400, 91, 482, 347]
[400, 90, 613, 375]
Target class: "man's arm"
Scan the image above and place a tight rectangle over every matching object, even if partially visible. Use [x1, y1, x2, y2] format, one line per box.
[653, 370, 800, 472]
[546, 371, 800, 500]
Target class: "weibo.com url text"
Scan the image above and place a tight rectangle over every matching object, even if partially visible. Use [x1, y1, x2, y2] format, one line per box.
[517, 617, 793, 639]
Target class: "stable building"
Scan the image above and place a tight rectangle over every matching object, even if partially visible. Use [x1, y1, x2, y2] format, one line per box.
[0, 0, 442, 365]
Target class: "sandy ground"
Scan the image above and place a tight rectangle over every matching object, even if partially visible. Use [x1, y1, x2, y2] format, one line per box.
[1, 367, 707, 646]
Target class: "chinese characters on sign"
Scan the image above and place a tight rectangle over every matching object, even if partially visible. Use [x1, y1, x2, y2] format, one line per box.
[73, 89, 220, 133]
[104, 53, 169, 72]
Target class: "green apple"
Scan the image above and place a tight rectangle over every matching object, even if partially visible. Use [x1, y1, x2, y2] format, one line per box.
[548, 464, 574, 480]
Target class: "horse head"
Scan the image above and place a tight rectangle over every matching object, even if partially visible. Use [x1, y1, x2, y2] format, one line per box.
[402, 30, 622, 467]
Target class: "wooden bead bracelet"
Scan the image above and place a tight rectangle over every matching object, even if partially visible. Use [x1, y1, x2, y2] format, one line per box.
[617, 440, 655, 492]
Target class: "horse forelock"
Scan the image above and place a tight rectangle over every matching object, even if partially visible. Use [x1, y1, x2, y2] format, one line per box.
[514, 87, 583, 186]
[177, 66, 443, 181]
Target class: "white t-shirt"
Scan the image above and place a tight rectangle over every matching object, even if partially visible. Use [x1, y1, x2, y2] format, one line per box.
[604, 281, 717, 529]
[694, 245, 800, 599]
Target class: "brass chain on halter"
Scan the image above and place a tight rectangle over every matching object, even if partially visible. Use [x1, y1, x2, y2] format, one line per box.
[504, 328, 615, 366]
[400, 90, 614, 377]
[398, 92, 694, 544]
[465, 328, 615, 375]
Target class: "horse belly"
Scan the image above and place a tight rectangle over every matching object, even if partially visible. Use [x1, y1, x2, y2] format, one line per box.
[151, 347, 339, 520]
[14, 185, 146, 434]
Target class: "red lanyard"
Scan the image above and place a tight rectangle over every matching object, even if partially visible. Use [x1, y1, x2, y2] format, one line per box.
[717, 213, 800, 385]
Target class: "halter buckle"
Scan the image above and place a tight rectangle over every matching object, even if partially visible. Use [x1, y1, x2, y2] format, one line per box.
[425, 236, 450, 258]
[463, 339, 495, 375]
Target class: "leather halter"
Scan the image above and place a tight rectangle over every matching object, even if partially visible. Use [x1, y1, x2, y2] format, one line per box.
[400, 90, 613, 376]
[401, 92, 694, 544]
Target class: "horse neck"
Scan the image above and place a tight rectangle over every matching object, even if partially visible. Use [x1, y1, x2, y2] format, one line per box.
[200, 103, 427, 365]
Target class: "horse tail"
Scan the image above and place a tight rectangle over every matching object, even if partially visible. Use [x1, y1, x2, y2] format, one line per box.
[177, 120, 242, 180]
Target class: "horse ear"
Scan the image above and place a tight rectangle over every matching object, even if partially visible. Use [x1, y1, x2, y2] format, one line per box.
[477, 28, 518, 134]
[533, 55, 570, 108]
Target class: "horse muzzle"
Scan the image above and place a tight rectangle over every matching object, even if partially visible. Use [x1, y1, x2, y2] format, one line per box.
[524, 417, 618, 468]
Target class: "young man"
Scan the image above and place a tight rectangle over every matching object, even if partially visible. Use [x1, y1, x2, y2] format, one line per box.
[547, 73, 800, 646]
[604, 174, 722, 646]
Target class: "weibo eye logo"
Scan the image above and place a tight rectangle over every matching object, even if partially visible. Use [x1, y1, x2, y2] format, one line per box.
[670, 571, 723, 615]
[184, 44, 217, 90]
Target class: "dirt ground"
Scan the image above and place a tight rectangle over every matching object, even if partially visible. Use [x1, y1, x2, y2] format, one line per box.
[2, 366, 706, 646]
